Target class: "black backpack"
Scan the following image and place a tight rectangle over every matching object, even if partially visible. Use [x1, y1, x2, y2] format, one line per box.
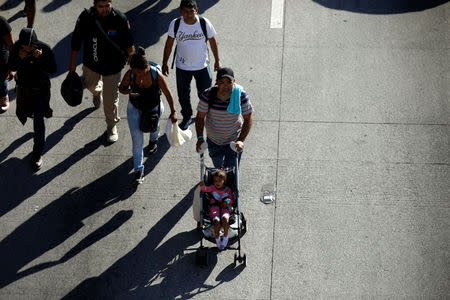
[171, 16, 208, 69]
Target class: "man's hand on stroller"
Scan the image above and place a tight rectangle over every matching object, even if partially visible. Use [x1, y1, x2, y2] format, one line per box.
[199, 180, 205, 186]
[196, 137, 205, 153]
[235, 141, 244, 152]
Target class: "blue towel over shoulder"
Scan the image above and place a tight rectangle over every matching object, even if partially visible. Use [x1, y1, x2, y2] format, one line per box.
[227, 84, 242, 115]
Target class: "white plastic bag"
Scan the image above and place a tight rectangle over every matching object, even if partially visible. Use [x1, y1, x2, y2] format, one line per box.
[165, 119, 192, 146]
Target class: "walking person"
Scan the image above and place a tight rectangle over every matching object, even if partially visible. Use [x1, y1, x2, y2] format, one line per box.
[0, 16, 14, 113]
[162, 0, 221, 130]
[195, 67, 253, 168]
[119, 47, 178, 186]
[8, 28, 56, 171]
[69, 0, 134, 143]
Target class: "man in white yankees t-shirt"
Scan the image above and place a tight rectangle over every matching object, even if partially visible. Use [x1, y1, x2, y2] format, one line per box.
[162, 0, 221, 130]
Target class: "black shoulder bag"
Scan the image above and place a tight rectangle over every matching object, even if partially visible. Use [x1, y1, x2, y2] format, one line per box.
[86, 9, 127, 61]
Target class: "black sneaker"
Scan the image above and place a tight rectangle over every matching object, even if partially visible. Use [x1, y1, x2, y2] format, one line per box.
[178, 117, 192, 131]
[31, 153, 43, 172]
[133, 171, 144, 186]
[147, 141, 157, 155]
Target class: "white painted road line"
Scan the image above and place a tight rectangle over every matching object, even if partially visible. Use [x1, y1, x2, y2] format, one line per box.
[270, 0, 285, 28]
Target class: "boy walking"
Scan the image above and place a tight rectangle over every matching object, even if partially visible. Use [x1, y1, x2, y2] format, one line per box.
[162, 0, 221, 130]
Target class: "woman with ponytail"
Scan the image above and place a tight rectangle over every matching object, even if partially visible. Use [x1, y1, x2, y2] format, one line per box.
[119, 46, 177, 186]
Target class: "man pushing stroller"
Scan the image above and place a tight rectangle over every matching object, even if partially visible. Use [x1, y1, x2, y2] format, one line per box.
[195, 67, 253, 169]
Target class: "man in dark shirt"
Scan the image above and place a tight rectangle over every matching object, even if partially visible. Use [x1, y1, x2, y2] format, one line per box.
[0, 16, 14, 113]
[69, 0, 134, 143]
[8, 28, 56, 171]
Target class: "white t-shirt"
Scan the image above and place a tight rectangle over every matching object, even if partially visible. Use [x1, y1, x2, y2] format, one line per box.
[168, 16, 216, 71]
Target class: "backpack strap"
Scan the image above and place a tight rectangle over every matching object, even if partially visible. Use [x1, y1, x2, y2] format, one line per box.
[199, 17, 208, 43]
[131, 66, 159, 88]
[85, 8, 126, 59]
[171, 17, 182, 69]
[173, 17, 181, 37]
[149, 65, 158, 87]
[150, 65, 160, 114]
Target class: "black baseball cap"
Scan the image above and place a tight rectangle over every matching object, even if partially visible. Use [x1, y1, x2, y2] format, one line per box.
[216, 67, 234, 80]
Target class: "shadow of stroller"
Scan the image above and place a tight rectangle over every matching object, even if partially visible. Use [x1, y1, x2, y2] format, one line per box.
[312, 0, 449, 14]
[61, 187, 229, 299]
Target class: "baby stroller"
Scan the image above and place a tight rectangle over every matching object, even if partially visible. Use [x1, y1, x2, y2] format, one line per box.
[194, 145, 247, 267]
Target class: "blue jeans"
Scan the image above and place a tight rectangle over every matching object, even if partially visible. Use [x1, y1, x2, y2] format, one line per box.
[127, 100, 164, 173]
[176, 66, 212, 120]
[206, 138, 242, 169]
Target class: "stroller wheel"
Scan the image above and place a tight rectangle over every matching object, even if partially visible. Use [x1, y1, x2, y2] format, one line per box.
[234, 252, 247, 267]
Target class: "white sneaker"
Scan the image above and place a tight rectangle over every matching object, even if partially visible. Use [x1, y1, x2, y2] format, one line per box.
[0, 95, 9, 112]
[107, 126, 118, 143]
[94, 80, 103, 92]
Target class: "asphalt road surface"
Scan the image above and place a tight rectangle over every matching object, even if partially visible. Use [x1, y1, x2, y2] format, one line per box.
[0, 0, 449, 299]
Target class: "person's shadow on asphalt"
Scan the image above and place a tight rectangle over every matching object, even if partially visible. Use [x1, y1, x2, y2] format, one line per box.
[0, 153, 139, 288]
[0, 115, 175, 289]
[42, 0, 72, 12]
[0, 0, 22, 11]
[50, 0, 219, 78]
[0, 107, 96, 217]
[58, 186, 245, 299]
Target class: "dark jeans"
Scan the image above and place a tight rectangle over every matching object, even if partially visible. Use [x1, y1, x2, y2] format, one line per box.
[206, 138, 242, 169]
[0, 64, 8, 97]
[32, 93, 47, 156]
[176, 66, 212, 120]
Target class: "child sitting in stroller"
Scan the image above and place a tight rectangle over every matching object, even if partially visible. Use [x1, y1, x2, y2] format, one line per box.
[200, 170, 233, 250]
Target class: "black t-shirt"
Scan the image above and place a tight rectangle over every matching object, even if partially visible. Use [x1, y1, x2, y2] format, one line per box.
[0, 16, 12, 65]
[71, 8, 134, 75]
